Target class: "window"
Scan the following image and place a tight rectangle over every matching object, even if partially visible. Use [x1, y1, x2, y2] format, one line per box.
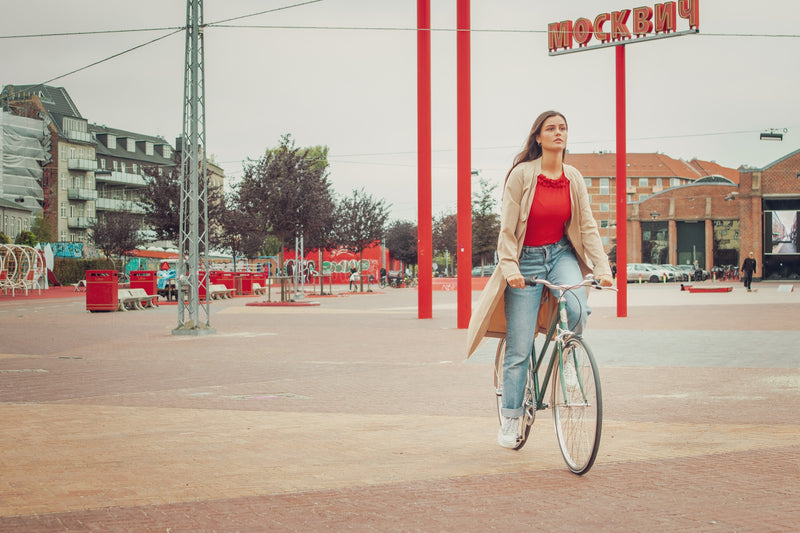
[132, 163, 138, 175]
[599, 178, 610, 195]
[60, 145, 68, 161]
[60, 230, 67, 241]
[120, 162, 126, 173]
[600, 203, 610, 212]
[163, 146, 172, 159]
[671, 178, 681, 187]
[100, 158, 107, 169]
[584, 178, 592, 188]
[656, 178, 662, 188]
[69, 147, 76, 159]
[600, 220, 609, 228]
[78, 148, 84, 159]
[60, 202, 67, 217]
[107, 135, 116, 149]
[626, 178, 632, 188]
[113, 160, 119, 171]
[70, 205, 75, 217]
[639, 194, 649, 201]
[60, 173, 67, 189]
[638, 178, 648, 187]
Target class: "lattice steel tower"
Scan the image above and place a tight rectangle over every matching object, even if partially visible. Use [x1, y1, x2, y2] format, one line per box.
[173, 0, 214, 335]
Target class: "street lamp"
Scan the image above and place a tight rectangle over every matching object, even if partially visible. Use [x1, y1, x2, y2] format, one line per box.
[759, 128, 786, 141]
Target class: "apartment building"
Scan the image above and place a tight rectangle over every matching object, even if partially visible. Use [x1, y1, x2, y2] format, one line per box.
[91, 124, 174, 228]
[1, 84, 223, 252]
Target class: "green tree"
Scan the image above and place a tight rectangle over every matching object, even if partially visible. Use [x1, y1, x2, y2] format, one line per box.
[237, 135, 335, 270]
[0, 232, 10, 244]
[140, 154, 224, 249]
[31, 215, 54, 243]
[385, 220, 417, 268]
[217, 188, 267, 271]
[90, 211, 144, 268]
[334, 188, 390, 291]
[472, 177, 500, 270]
[433, 212, 457, 277]
[14, 230, 37, 247]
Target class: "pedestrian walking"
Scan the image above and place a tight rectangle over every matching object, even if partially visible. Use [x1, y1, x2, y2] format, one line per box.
[741, 251, 757, 291]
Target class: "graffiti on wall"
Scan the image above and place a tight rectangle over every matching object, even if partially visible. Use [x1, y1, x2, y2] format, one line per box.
[51, 242, 83, 258]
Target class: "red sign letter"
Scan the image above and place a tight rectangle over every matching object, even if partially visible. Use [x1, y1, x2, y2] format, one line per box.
[654, 2, 676, 33]
[548, 20, 573, 51]
[594, 13, 611, 43]
[574, 18, 594, 46]
[632, 6, 653, 36]
[678, 0, 699, 29]
[611, 10, 632, 41]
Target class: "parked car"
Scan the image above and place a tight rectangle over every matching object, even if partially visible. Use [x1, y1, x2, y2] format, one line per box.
[626, 263, 675, 283]
[675, 264, 708, 281]
[471, 264, 496, 277]
[660, 264, 689, 282]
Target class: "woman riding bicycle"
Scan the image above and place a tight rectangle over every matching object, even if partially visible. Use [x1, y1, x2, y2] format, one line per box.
[466, 110, 613, 449]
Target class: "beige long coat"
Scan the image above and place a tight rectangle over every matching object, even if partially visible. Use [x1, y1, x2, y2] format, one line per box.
[466, 158, 612, 358]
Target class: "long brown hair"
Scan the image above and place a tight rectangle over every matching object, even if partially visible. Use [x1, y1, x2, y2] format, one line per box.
[505, 110, 568, 183]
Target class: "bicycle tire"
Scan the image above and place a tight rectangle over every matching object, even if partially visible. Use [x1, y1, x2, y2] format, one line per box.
[494, 338, 535, 450]
[551, 336, 602, 475]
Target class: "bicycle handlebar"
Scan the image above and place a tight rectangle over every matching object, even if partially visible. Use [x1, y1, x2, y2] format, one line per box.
[524, 275, 618, 293]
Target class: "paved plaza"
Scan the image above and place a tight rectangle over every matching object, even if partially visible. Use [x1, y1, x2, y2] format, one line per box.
[1, 281, 799, 532]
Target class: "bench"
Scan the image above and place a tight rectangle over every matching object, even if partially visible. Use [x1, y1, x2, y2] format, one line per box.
[252, 282, 267, 295]
[118, 288, 158, 311]
[209, 284, 235, 300]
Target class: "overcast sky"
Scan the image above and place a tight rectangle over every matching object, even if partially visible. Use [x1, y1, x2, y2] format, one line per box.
[3, 0, 799, 221]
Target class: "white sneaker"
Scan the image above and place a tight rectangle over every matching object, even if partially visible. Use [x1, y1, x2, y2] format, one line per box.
[497, 416, 521, 449]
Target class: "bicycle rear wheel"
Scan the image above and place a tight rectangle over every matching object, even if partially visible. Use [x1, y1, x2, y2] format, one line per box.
[494, 338, 535, 450]
[551, 337, 602, 475]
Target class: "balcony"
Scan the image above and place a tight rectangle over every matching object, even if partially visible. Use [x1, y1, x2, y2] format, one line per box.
[67, 158, 97, 171]
[94, 170, 146, 187]
[95, 197, 146, 213]
[67, 188, 98, 201]
[67, 216, 96, 229]
[65, 130, 92, 143]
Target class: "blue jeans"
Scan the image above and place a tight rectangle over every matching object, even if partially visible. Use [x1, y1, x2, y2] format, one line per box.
[501, 237, 590, 418]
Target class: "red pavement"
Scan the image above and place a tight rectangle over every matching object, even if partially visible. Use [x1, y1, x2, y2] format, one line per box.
[0, 282, 798, 532]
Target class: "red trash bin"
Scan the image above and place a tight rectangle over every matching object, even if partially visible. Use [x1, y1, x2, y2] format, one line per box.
[86, 270, 119, 312]
[129, 270, 157, 306]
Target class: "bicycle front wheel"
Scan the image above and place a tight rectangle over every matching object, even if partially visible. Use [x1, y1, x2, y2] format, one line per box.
[551, 337, 602, 475]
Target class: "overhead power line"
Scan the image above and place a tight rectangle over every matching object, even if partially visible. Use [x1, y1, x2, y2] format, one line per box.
[0, 27, 183, 39]
[207, 0, 324, 25]
[32, 29, 183, 88]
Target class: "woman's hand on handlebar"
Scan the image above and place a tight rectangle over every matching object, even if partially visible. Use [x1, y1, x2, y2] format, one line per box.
[507, 273, 526, 289]
[596, 274, 614, 287]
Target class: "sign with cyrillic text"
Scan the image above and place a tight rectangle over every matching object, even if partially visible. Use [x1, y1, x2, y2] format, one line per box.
[548, 0, 699, 55]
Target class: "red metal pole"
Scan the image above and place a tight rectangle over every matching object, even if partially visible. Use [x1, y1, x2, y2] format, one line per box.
[456, 0, 472, 329]
[417, 0, 432, 319]
[615, 44, 628, 318]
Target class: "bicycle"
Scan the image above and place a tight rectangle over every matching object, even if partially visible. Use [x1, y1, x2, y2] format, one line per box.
[493, 275, 617, 475]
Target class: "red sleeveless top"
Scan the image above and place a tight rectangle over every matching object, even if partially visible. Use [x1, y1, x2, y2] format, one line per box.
[523, 174, 571, 247]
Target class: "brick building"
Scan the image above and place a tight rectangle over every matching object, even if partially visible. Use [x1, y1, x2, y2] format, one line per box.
[572, 152, 739, 252]
[627, 150, 800, 281]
